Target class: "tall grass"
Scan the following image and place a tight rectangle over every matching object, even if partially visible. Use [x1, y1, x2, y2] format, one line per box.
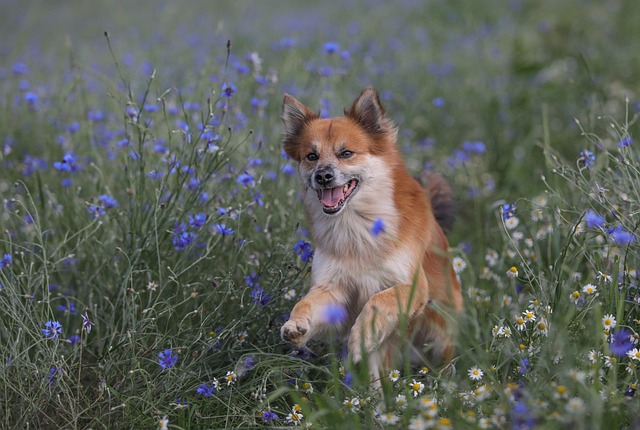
[1, 1, 639, 428]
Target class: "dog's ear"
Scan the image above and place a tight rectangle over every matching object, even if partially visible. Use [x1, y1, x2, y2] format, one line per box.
[345, 87, 397, 140]
[281, 94, 319, 161]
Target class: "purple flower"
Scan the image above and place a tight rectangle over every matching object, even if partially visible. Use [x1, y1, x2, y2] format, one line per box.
[294, 240, 313, 263]
[610, 227, 635, 245]
[98, 195, 119, 209]
[42, 320, 63, 339]
[323, 42, 340, 54]
[584, 209, 604, 228]
[222, 82, 237, 98]
[371, 218, 385, 236]
[46, 367, 59, 386]
[609, 328, 634, 357]
[502, 203, 517, 220]
[251, 288, 272, 307]
[618, 137, 633, 147]
[82, 312, 94, 335]
[189, 213, 207, 230]
[158, 349, 178, 370]
[214, 223, 234, 236]
[261, 410, 279, 422]
[196, 382, 217, 397]
[1, 253, 11, 269]
[322, 303, 347, 325]
[578, 149, 595, 167]
[87, 205, 106, 220]
[236, 172, 254, 186]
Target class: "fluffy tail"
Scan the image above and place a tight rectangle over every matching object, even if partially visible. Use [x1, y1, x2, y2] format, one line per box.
[417, 172, 456, 235]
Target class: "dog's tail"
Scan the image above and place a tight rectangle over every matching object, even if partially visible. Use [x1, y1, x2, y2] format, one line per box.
[417, 172, 456, 235]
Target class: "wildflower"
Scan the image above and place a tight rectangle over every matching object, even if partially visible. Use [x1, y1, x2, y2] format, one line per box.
[302, 382, 313, 394]
[584, 209, 604, 228]
[582, 283, 597, 295]
[506, 266, 518, 278]
[627, 348, 640, 361]
[395, 393, 407, 409]
[82, 312, 94, 335]
[343, 397, 360, 413]
[53, 153, 80, 173]
[569, 291, 581, 304]
[261, 410, 279, 423]
[588, 350, 600, 364]
[505, 216, 520, 230]
[602, 314, 617, 330]
[502, 203, 517, 220]
[293, 240, 313, 263]
[236, 172, 254, 186]
[388, 369, 401, 382]
[485, 248, 499, 266]
[597, 271, 612, 284]
[436, 417, 453, 430]
[41, 320, 63, 339]
[610, 227, 635, 245]
[566, 397, 585, 414]
[173, 231, 197, 251]
[515, 316, 526, 331]
[468, 366, 484, 381]
[225, 370, 237, 386]
[408, 416, 430, 430]
[522, 310, 536, 322]
[379, 412, 400, 425]
[578, 149, 595, 167]
[284, 289, 297, 300]
[409, 379, 425, 397]
[419, 366, 430, 375]
[157, 349, 178, 370]
[221, 82, 238, 98]
[618, 137, 633, 147]
[286, 404, 304, 426]
[323, 42, 340, 54]
[98, 194, 119, 209]
[371, 218, 385, 236]
[610, 328, 635, 357]
[251, 287, 272, 307]
[188, 213, 207, 229]
[554, 385, 569, 399]
[535, 318, 549, 336]
[321, 303, 347, 325]
[196, 383, 216, 397]
[452, 256, 467, 274]
[87, 205, 106, 220]
[159, 416, 169, 430]
[1, 253, 12, 268]
[46, 367, 60, 386]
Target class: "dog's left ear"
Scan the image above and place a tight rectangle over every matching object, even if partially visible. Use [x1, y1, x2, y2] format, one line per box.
[345, 87, 397, 139]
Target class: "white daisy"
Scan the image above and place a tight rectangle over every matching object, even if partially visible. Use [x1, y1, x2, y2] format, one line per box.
[602, 314, 617, 330]
[452, 256, 467, 274]
[468, 366, 484, 381]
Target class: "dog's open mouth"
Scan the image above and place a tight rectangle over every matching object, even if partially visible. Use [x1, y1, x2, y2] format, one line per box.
[317, 179, 359, 214]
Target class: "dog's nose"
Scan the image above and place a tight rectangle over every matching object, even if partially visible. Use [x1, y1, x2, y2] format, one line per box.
[315, 167, 334, 185]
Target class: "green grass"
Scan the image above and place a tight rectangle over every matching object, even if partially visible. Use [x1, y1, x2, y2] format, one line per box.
[1, 0, 640, 428]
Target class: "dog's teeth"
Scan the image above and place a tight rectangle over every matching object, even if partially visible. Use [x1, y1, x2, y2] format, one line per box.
[343, 184, 348, 193]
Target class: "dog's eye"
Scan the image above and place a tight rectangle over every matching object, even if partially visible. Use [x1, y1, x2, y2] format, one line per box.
[339, 150, 354, 159]
[306, 153, 318, 161]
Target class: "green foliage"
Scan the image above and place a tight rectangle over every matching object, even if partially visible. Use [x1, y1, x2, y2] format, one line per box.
[0, 1, 639, 428]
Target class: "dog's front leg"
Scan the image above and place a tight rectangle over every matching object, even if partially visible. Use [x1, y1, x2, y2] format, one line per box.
[281, 285, 342, 347]
[348, 274, 429, 364]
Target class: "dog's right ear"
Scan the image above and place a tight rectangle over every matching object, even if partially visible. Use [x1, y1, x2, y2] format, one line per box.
[281, 94, 319, 161]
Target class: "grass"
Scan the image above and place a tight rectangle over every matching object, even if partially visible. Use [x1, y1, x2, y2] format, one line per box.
[1, 0, 640, 428]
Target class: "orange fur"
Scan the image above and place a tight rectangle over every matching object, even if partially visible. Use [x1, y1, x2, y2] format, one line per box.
[280, 88, 463, 381]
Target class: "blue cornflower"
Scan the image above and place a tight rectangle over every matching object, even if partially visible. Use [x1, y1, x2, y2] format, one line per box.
[251, 287, 272, 307]
[578, 149, 595, 167]
[157, 349, 178, 370]
[68, 335, 81, 345]
[294, 240, 313, 263]
[245, 273, 260, 288]
[98, 194, 119, 209]
[462, 140, 486, 154]
[46, 368, 59, 386]
[584, 209, 604, 228]
[610, 226, 635, 245]
[187, 177, 201, 191]
[281, 164, 296, 176]
[618, 137, 633, 147]
[42, 320, 63, 339]
[12, 62, 28, 75]
[196, 382, 216, 397]
[502, 203, 517, 220]
[173, 231, 197, 251]
[87, 205, 106, 220]
[519, 358, 530, 375]
[322, 303, 347, 325]
[261, 410, 279, 423]
[609, 328, 634, 357]
[323, 42, 340, 54]
[214, 223, 234, 236]
[1, 253, 12, 269]
[24, 91, 38, 105]
[147, 170, 163, 179]
[82, 312, 94, 335]
[57, 301, 77, 315]
[237, 172, 254, 186]
[221, 82, 237, 98]
[53, 153, 79, 173]
[189, 213, 207, 230]
[432, 97, 445, 107]
[371, 218, 386, 236]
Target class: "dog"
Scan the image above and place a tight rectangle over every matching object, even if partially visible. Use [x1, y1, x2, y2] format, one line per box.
[280, 87, 463, 381]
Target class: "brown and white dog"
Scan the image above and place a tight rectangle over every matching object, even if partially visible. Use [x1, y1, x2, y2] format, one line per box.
[280, 87, 463, 381]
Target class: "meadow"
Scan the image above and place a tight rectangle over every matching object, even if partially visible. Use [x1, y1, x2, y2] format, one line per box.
[1, 0, 639, 428]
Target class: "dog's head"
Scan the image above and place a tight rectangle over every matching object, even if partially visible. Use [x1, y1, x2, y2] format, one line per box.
[281, 87, 398, 215]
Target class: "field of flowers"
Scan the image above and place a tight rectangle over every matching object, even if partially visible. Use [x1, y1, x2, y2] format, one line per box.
[1, 0, 639, 428]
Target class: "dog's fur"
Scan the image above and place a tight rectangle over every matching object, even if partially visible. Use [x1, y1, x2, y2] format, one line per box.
[280, 87, 463, 380]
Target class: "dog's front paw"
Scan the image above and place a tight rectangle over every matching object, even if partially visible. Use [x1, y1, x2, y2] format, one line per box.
[348, 305, 393, 363]
[281, 318, 310, 345]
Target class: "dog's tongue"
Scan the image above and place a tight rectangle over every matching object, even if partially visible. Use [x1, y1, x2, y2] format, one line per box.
[318, 186, 344, 207]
